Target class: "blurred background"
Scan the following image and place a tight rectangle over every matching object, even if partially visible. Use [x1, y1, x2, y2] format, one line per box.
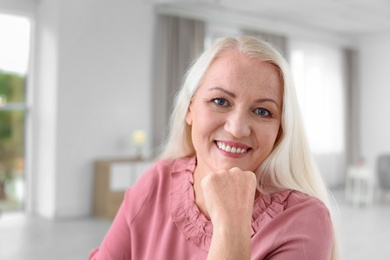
[0, 0, 390, 259]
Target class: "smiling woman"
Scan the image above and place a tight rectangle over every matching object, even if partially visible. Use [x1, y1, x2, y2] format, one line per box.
[90, 36, 340, 260]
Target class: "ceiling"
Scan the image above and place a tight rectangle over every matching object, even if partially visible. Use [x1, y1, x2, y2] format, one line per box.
[154, 0, 390, 36]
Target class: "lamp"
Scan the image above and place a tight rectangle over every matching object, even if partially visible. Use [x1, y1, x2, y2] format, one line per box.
[132, 130, 146, 160]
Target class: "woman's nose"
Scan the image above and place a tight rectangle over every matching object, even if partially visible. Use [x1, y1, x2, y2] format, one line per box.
[224, 110, 251, 138]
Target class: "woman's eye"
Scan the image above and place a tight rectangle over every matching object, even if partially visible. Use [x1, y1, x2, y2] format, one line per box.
[213, 98, 229, 107]
[255, 107, 271, 117]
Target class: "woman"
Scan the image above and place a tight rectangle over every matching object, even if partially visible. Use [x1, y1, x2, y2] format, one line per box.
[90, 36, 339, 259]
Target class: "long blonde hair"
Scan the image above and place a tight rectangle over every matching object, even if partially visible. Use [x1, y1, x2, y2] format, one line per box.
[160, 36, 340, 259]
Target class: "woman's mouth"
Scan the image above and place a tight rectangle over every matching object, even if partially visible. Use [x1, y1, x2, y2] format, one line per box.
[215, 141, 250, 154]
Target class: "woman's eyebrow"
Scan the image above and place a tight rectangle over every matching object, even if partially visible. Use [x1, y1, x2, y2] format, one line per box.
[209, 87, 280, 108]
[255, 98, 280, 108]
[208, 87, 236, 98]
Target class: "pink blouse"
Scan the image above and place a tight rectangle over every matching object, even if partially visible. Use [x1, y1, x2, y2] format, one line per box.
[89, 157, 333, 260]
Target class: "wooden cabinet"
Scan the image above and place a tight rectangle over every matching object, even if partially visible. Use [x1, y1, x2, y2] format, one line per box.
[93, 158, 152, 219]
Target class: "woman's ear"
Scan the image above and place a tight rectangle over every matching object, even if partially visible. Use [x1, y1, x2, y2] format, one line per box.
[185, 104, 193, 125]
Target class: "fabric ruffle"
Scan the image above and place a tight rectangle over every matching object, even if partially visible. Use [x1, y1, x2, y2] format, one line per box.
[169, 156, 292, 252]
[169, 157, 212, 251]
[251, 189, 292, 235]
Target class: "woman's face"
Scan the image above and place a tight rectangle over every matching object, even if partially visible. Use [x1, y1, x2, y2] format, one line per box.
[186, 50, 283, 175]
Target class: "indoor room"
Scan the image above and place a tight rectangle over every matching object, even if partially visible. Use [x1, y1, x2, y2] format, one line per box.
[1, 0, 390, 259]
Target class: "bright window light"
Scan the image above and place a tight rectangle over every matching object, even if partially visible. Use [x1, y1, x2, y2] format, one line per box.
[0, 14, 31, 75]
[291, 41, 345, 154]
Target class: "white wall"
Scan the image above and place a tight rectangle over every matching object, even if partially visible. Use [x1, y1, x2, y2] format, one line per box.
[30, 0, 59, 219]
[358, 33, 390, 173]
[0, 0, 35, 15]
[31, 0, 155, 218]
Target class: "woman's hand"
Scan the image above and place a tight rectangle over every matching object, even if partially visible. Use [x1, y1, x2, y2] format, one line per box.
[201, 167, 257, 260]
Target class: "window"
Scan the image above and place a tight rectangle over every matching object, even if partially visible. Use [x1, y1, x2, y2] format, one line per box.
[290, 41, 345, 153]
[0, 13, 31, 212]
[290, 40, 346, 185]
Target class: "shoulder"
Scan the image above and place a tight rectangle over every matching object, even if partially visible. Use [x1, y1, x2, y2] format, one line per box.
[121, 157, 196, 222]
[288, 191, 333, 232]
[285, 190, 330, 215]
[280, 191, 332, 234]
[136, 156, 195, 184]
[125, 157, 177, 194]
[274, 191, 334, 258]
[252, 190, 334, 259]
[119, 158, 173, 217]
[255, 190, 332, 235]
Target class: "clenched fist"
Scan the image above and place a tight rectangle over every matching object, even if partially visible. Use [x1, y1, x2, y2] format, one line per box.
[201, 167, 257, 260]
[201, 167, 257, 232]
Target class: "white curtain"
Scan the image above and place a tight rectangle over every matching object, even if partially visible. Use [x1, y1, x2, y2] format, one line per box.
[344, 48, 361, 166]
[151, 15, 205, 153]
[290, 40, 346, 187]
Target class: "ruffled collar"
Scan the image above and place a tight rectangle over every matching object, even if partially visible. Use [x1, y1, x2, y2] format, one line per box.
[169, 156, 292, 252]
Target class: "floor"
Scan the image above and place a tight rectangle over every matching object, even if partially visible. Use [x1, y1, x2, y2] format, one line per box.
[0, 213, 112, 260]
[0, 189, 389, 260]
[334, 190, 390, 259]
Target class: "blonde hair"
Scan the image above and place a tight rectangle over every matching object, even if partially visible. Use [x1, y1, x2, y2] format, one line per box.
[160, 36, 340, 259]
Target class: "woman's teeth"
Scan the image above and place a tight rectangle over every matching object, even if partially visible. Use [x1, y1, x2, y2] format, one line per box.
[216, 141, 248, 154]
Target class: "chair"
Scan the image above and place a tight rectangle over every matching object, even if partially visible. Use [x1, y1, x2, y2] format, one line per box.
[377, 154, 390, 200]
[345, 164, 374, 206]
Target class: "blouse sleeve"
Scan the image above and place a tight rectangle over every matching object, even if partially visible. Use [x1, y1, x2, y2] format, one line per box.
[264, 198, 334, 260]
[88, 163, 156, 260]
[88, 198, 132, 260]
